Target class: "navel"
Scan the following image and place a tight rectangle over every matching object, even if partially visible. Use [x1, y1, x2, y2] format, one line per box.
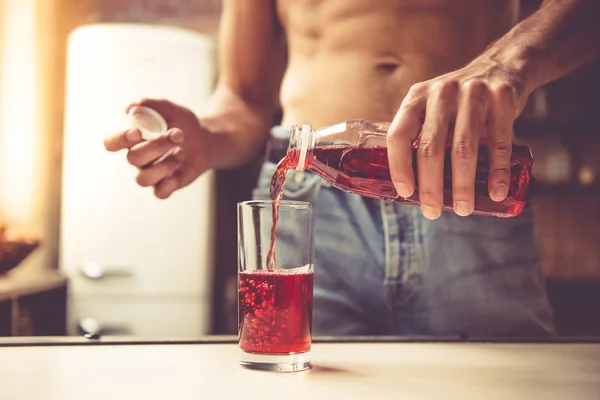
[375, 55, 403, 73]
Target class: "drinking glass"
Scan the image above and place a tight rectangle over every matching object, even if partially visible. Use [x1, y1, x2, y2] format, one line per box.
[237, 200, 315, 372]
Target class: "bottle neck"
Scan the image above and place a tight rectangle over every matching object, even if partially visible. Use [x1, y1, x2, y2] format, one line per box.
[288, 124, 314, 171]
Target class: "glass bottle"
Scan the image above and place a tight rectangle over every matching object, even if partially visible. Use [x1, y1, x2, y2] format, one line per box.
[284, 120, 533, 218]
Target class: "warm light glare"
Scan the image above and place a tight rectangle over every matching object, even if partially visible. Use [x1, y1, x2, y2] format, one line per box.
[0, 0, 39, 227]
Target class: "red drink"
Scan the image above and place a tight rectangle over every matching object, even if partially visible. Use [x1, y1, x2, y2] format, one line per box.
[265, 154, 291, 271]
[283, 144, 532, 217]
[275, 120, 533, 218]
[238, 266, 313, 354]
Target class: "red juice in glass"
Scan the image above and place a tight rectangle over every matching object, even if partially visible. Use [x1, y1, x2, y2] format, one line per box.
[237, 200, 314, 372]
[238, 266, 313, 355]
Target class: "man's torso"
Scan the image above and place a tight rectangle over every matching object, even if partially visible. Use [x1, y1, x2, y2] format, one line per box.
[276, 0, 520, 127]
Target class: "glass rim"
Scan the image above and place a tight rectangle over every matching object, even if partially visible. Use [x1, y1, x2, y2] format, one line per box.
[237, 200, 314, 210]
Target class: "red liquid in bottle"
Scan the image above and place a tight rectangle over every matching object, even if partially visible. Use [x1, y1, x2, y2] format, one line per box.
[280, 144, 532, 217]
[238, 266, 313, 354]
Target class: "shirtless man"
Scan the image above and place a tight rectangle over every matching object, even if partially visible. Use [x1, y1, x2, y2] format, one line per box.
[105, 0, 600, 336]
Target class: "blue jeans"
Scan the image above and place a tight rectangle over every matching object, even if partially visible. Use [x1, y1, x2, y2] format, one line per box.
[253, 127, 556, 337]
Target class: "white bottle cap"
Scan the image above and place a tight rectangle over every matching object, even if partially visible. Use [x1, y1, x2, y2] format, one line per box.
[128, 105, 168, 140]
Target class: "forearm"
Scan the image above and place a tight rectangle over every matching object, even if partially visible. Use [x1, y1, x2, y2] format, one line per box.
[480, 0, 600, 93]
[199, 85, 274, 170]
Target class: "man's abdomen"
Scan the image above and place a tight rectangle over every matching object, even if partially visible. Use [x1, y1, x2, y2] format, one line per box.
[280, 54, 412, 127]
[278, 0, 519, 127]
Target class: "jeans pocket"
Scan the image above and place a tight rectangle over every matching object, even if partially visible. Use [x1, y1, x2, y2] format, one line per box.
[252, 162, 322, 204]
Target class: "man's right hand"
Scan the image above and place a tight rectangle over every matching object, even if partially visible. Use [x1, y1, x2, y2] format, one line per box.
[104, 98, 211, 199]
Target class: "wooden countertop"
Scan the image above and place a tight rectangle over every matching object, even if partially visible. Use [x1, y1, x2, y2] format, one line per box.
[0, 339, 598, 400]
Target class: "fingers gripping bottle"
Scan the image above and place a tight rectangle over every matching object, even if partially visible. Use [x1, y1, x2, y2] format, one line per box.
[281, 120, 533, 218]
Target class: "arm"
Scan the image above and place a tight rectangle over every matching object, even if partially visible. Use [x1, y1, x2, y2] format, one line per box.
[104, 0, 285, 199]
[485, 0, 600, 93]
[202, 0, 286, 169]
[387, 0, 600, 219]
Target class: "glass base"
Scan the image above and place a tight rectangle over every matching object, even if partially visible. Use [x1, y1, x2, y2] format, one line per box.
[239, 349, 311, 372]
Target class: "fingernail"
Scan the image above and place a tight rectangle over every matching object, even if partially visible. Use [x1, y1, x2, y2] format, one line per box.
[126, 130, 139, 142]
[454, 201, 472, 216]
[493, 184, 508, 200]
[421, 205, 441, 220]
[394, 182, 411, 198]
[170, 129, 184, 144]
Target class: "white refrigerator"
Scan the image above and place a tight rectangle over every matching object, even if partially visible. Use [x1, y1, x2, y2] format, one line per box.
[60, 23, 216, 337]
